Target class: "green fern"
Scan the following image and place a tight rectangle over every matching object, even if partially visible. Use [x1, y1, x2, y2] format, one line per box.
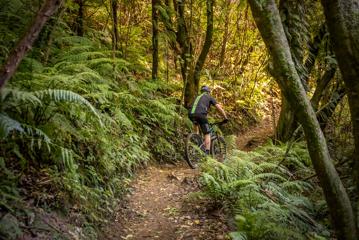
[200, 142, 329, 239]
[0, 23, 185, 229]
[34, 89, 103, 126]
[0, 113, 24, 138]
[1, 88, 42, 106]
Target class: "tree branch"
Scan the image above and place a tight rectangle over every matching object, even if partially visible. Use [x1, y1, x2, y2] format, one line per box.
[0, 0, 63, 90]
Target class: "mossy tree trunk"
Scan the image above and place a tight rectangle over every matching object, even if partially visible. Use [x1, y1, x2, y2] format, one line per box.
[184, 0, 214, 107]
[248, 0, 358, 238]
[173, 0, 192, 91]
[218, 0, 231, 67]
[275, 2, 326, 141]
[320, 0, 359, 229]
[0, 0, 63, 90]
[74, 0, 84, 36]
[275, 0, 303, 141]
[311, 65, 337, 110]
[159, 0, 192, 101]
[111, 0, 120, 51]
[152, 0, 159, 80]
[302, 24, 327, 86]
[276, 97, 296, 141]
[159, 0, 214, 107]
[317, 85, 346, 129]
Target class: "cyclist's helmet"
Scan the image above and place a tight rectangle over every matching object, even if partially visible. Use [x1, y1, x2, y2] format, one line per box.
[201, 85, 211, 93]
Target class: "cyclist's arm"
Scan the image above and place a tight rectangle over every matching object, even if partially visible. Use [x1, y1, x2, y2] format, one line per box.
[215, 103, 227, 119]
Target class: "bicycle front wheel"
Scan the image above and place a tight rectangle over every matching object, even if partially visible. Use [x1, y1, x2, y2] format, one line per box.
[211, 136, 227, 162]
[185, 133, 204, 169]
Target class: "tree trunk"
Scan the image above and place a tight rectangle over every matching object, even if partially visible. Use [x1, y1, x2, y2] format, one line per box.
[0, 0, 63, 90]
[219, 0, 231, 67]
[184, 0, 214, 107]
[111, 0, 120, 51]
[311, 65, 337, 110]
[317, 86, 346, 130]
[248, 0, 358, 239]
[302, 24, 327, 86]
[279, 0, 305, 75]
[160, 0, 192, 95]
[276, 96, 296, 141]
[174, 0, 192, 89]
[320, 0, 359, 229]
[275, 22, 327, 141]
[275, 0, 305, 141]
[160, 0, 179, 55]
[152, 0, 159, 80]
[276, 2, 327, 141]
[43, 7, 66, 65]
[75, 0, 84, 36]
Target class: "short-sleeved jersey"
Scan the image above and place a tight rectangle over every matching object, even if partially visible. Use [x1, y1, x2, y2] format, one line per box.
[189, 93, 217, 116]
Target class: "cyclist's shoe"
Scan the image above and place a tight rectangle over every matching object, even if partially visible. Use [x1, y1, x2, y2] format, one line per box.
[205, 149, 210, 155]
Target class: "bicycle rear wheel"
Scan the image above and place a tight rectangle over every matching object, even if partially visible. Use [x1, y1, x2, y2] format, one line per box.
[211, 136, 227, 162]
[185, 133, 204, 169]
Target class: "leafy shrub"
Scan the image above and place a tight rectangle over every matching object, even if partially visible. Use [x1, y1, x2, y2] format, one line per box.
[200, 142, 331, 240]
[0, 34, 187, 226]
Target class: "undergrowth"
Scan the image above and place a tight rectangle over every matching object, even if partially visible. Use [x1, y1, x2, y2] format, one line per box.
[200, 142, 331, 240]
[0, 33, 189, 238]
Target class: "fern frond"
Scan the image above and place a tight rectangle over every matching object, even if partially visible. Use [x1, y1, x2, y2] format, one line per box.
[33, 89, 103, 126]
[281, 180, 312, 192]
[60, 147, 77, 173]
[0, 113, 24, 138]
[59, 51, 107, 62]
[200, 142, 326, 239]
[1, 88, 42, 106]
[229, 231, 247, 240]
[22, 124, 52, 149]
[251, 173, 288, 182]
[88, 58, 130, 71]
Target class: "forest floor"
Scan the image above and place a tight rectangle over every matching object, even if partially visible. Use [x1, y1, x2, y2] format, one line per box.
[103, 164, 229, 240]
[103, 115, 275, 240]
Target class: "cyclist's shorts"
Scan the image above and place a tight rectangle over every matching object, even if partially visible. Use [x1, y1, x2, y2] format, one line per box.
[188, 114, 211, 134]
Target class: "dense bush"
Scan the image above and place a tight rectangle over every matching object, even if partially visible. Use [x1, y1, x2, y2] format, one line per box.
[200, 142, 331, 240]
[0, 35, 188, 226]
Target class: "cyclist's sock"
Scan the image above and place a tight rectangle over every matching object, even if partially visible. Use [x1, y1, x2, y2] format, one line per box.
[205, 149, 210, 155]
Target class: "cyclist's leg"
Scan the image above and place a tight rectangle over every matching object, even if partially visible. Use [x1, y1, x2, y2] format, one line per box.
[197, 116, 211, 154]
[189, 114, 200, 134]
[204, 134, 210, 154]
[193, 124, 200, 134]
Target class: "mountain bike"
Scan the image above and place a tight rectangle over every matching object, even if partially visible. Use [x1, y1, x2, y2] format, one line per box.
[185, 120, 227, 169]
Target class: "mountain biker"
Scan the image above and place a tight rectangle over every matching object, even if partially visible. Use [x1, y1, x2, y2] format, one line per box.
[188, 85, 228, 155]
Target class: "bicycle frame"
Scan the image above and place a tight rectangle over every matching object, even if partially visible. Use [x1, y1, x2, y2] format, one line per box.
[195, 121, 225, 148]
[202, 121, 225, 137]
[185, 120, 227, 168]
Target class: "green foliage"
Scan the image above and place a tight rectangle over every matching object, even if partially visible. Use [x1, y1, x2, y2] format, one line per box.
[0, 32, 186, 228]
[1, 0, 349, 239]
[200, 142, 330, 239]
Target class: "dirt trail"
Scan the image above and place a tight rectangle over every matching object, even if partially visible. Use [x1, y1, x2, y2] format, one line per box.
[104, 164, 228, 240]
[236, 115, 275, 151]
[103, 116, 275, 240]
